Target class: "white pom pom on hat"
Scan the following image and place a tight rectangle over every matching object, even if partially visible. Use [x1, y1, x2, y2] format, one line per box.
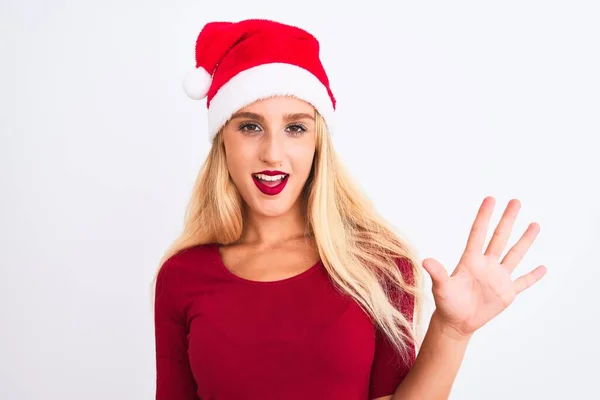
[182, 67, 212, 100]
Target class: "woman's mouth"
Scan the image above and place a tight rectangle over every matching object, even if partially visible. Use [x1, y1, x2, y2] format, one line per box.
[252, 171, 289, 196]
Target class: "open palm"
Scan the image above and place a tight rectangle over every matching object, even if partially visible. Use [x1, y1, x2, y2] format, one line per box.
[422, 197, 547, 337]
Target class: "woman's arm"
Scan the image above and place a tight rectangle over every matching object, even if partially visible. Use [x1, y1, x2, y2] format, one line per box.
[382, 197, 546, 400]
[389, 311, 471, 400]
[155, 260, 199, 399]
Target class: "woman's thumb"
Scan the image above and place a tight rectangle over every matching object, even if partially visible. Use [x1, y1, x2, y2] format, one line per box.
[422, 257, 449, 286]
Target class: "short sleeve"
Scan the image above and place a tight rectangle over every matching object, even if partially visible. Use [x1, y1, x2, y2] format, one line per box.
[154, 260, 199, 399]
[369, 257, 417, 399]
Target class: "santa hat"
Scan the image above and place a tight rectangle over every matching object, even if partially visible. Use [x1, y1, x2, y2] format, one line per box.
[182, 19, 337, 141]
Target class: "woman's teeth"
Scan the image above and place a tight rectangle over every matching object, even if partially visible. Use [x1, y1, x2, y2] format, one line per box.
[253, 174, 287, 182]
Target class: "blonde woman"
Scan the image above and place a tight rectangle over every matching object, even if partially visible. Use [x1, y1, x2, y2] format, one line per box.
[153, 19, 547, 400]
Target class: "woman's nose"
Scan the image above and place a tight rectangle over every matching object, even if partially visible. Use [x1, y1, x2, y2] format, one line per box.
[259, 134, 284, 166]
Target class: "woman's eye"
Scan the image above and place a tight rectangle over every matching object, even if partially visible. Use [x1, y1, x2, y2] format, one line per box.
[286, 124, 307, 135]
[239, 123, 261, 133]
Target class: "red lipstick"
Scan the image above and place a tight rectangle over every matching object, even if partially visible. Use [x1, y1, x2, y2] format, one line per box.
[252, 170, 289, 196]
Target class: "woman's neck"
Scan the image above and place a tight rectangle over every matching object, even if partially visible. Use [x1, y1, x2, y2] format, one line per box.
[240, 202, 308, 247]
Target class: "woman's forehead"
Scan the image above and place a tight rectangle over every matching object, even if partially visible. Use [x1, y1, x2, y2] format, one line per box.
[238, 96, 316, 115]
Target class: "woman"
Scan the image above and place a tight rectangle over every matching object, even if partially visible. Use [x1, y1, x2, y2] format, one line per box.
[153, 19, 547, 400]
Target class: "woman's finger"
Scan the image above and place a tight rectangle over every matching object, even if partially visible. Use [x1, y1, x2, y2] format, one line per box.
[463, 197, 496, 256]
[500, 222, 541, 272]
[485, 199, 521, 260]
[514, 265, 547, 294]
[422, 257, 449, 287]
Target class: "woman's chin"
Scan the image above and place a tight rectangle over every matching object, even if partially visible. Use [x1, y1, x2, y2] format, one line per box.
[248, 200, 293, 218]
[239, 182, 305, 218]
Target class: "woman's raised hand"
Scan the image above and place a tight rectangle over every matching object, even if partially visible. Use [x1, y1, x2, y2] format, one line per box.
[422, 197, 547, 338]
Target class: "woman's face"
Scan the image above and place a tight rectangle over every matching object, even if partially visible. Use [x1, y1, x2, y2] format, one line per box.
[221, 96, 317, 218]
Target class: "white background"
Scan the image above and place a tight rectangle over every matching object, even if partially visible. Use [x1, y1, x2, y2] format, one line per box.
[1, 1, 598, 399]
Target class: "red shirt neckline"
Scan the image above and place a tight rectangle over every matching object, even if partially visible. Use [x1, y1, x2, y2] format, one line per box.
[210, 243, 324, 285]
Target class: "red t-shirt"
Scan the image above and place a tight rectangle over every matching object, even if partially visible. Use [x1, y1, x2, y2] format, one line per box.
[154, 243, 415, 400]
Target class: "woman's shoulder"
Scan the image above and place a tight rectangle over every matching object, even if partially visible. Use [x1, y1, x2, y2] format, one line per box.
[155, 243, 222, 301]
[393, 256, 416, 284]
[158, 243, 220, 277]
[166, 242, 218, 262]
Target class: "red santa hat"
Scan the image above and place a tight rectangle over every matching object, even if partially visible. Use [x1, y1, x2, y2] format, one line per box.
[182, 19, 337, 141]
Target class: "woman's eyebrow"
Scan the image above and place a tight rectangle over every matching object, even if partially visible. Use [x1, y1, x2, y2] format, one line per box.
[230, 111, 265, 122]
[283, 113, 315, 121]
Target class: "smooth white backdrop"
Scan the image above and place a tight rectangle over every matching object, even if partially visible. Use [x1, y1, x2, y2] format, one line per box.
[1, 1, 598, 399]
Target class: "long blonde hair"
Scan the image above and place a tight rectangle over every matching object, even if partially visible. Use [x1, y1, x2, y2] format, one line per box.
[153, 110, 424, 364]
